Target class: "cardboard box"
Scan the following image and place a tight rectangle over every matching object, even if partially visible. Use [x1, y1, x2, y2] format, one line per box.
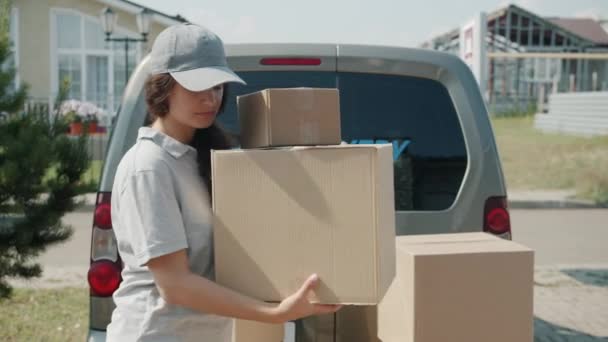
[232, 319, 284, 342]
[378, 232, 534, 342]
[336, 306, 380, 342]
[237, 88, 341, 148]
[212, 144, 396, 304]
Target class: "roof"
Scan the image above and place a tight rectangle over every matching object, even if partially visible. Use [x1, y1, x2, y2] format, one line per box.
[547, 18, 608, 45]
[420, 4, 608, 48]
[96, 0, 188, 26]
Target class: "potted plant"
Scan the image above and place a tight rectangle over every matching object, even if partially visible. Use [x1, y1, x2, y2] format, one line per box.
[80, 102, 102, 134]
[60, 100, 105, 135]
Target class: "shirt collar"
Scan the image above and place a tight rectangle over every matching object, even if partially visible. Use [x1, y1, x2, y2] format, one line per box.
[137, 127, 197, 159]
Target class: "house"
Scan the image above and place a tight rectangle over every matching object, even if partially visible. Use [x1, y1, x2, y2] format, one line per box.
[8, 0, 186, 112]
[420, 4, 608, 114]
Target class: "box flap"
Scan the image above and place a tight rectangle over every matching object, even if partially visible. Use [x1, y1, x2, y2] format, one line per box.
[396, 233, 533, 256]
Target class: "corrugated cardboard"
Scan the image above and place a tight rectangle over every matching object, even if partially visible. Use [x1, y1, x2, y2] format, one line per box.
[378, 232, 534, 342]
[212, 144, 396, 304]
[232, 319, 284, 342]
[336, 306, 380, 342]
[237, 88, 342, 148]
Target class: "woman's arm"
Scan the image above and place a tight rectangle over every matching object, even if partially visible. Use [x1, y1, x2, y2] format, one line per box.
[147, 249, 340, 324]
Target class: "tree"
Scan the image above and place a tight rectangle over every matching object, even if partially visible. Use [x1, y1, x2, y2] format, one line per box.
[0, 2, 90, 299]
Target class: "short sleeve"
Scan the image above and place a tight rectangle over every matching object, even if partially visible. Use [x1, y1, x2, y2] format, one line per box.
[120, 165, 188, 267]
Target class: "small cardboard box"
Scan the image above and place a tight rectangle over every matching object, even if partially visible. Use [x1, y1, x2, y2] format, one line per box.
[212, 144, 396, 304]
[232, 319, 284, 342]
[237, 88, 341, 148]
[378, 232, 534, 342]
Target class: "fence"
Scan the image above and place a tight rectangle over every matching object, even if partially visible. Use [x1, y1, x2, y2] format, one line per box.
[487, 52, 608, 115]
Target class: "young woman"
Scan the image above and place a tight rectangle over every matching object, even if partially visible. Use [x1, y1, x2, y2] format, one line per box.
[106, 23, 340, 341]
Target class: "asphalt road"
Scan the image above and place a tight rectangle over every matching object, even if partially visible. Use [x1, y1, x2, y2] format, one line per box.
[26, 208, 608, 339]
[38, 208, 608, 270]
[511, 209, 608, 267]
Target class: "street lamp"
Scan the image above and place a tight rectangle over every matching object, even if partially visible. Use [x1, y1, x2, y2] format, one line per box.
[100, 7, 151, 86]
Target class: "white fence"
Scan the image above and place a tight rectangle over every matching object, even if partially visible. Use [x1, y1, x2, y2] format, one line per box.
[534, 92, 608, 136]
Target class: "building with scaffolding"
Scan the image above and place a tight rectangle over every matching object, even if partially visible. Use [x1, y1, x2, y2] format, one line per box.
[421, 4, 608, 114]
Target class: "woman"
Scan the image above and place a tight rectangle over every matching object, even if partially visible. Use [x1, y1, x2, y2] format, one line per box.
[106, 23, 340, 341]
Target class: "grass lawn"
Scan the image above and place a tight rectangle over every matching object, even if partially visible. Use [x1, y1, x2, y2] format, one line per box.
[0, 287, 88, 342]
[491, 115, 608, 204]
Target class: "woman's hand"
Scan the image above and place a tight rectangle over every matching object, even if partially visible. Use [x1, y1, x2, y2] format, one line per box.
[148, 251, 340, 324]
[271, 274, 342, 323]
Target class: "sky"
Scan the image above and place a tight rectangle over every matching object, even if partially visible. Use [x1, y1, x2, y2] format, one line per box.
[137, 0, 608, 47]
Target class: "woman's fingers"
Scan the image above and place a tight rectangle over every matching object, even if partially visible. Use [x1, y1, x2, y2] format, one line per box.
[297, 273, 319, 297]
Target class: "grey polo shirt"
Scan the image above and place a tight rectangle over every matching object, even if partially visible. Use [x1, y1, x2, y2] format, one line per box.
[106, 127, 232, 341]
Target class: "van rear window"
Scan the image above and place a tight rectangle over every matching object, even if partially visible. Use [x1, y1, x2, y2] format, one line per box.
[221, 71, 467, 211]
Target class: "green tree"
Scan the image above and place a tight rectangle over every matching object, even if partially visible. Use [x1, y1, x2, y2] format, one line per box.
[0, 1, 90, 299]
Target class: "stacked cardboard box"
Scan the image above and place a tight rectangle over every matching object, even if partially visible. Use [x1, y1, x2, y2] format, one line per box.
[237, 88, 342, 149]
[213, 88, 396, 304]
[214, 88, 535, 341]
[213, 88, 397, 340]
[232, 319, 284, 342]
[333, 232, 534, 342]
[377, 232, 534, 342]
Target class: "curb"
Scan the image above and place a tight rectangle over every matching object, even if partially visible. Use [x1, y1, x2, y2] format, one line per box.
[508, 199, 603, 209]
[72, 193, 606, 211]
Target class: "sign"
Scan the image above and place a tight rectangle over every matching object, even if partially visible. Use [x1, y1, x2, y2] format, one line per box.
[460, 12, 487, 100]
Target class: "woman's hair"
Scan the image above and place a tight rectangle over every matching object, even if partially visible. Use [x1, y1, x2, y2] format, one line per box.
[144, 73, 235, 199]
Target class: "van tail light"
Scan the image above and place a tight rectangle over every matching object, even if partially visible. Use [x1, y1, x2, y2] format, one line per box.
[88, 260, 121, 297]
[89, 191, 122, 296]
[484, 196, 512, 239]
[260, 58, 322, 66]
[94, 201, 112, 229]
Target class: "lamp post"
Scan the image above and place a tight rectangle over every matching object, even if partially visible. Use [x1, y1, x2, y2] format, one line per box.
[100, 7, 151, 87]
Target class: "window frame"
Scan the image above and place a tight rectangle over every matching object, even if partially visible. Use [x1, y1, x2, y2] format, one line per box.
[50, 7, 141, 109]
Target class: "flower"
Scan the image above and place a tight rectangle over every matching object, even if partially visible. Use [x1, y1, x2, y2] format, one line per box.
[59, 100, 106, 124]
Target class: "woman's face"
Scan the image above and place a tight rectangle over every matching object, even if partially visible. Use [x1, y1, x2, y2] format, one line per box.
[167, 81, 224, 129]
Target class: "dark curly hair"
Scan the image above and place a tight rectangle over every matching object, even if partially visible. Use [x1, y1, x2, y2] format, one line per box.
[144, 73, 235, 199]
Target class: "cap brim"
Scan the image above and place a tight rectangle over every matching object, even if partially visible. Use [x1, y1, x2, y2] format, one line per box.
[170, 67, 246, 91]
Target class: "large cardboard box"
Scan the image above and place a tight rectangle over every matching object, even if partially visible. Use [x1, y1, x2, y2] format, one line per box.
[237, 88, 341, 148]
[232, 319, 284, 342]
[378, 232, 534, 342]
[212, 144, 396, 304]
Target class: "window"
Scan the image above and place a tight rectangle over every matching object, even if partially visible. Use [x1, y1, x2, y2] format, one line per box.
[86, 55, 109, 105]
[57, 13, 81, 49]
[84, 18, 107, 50]
[53, 9, 142, 111]
[113, 42, 137, 105]
[219, 71, 467, 211]
[58, 54, 82, 99]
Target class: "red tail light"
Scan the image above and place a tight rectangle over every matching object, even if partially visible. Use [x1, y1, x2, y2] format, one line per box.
[484, 196, 511, 238]
[260, 58, 322, 66]
[88, 260, 121, 297]
[94, 199, 112, 230]
[89, 191, 121, 296]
